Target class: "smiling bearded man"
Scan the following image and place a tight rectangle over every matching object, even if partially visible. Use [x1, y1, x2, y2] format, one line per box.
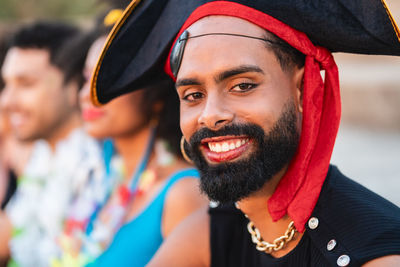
[90, 0, 400, 266]
[187, 101, 300, 203]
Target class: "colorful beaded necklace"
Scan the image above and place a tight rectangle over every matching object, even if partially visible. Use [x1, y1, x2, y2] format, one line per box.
[54, 127, 157, 266]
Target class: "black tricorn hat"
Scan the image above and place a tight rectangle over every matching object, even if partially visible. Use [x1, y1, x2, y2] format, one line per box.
[91, 0, 400, 105]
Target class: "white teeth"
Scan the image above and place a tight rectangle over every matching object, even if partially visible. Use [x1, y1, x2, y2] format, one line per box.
[229, 143, 236, 150]
[222, 142, 229, 152]
[208, 139, 249, 153]
[215, 143, 222, 152]
[235, 140, 241, 148]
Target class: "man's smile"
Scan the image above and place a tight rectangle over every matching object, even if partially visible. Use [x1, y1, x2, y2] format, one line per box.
[200, 136, 252, 163]
[9, 111, 29, 129]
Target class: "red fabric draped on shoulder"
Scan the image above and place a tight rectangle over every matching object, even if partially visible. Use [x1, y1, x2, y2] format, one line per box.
[165, 1, 341, 232]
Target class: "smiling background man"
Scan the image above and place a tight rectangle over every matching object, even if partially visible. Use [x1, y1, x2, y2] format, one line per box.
[90, 0, 400, 266]
[0, 22, 103, 266]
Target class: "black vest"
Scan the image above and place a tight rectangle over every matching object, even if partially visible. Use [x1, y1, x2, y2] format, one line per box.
[209, 166, 400, 267]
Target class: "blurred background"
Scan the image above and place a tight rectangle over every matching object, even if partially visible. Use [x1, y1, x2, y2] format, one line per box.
[0, 0, 399, 205]
[331, 1, 400, 206]
[0, 0, 115, 32]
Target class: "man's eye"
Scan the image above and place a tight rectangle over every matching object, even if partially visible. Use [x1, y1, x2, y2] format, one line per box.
[182, 92, 204, 102]
[230, 83, 257, 92]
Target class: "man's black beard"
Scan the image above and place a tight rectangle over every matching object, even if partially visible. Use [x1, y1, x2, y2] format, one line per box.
[186, 102, 300, 203]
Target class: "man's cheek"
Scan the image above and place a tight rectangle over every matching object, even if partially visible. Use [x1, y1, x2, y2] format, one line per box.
[180, 119, 194, 139]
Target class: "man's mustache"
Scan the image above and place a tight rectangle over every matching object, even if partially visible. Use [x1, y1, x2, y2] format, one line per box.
[188, 123, 266, 149]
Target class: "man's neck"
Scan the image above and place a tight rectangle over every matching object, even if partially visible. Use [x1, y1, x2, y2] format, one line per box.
[46, 112, 82, 151]
[236, 166, 286, 215]
[113, 125, 153, 180]
[236, 165, 303, 258]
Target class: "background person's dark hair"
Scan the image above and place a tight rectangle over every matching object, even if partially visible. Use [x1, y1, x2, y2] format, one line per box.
[141, 76, 182, 158]
[54, 29, 99, 89]
[9, 21, 89, 87]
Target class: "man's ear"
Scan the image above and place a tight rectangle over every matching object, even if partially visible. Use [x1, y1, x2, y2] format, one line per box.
[293, 66, 304, 113]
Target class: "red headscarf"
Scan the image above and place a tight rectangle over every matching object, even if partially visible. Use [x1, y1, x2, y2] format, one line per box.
[165, 1, 341, 232]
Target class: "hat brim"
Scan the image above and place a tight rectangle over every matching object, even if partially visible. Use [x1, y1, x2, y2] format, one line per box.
[91, 0, 400, 105]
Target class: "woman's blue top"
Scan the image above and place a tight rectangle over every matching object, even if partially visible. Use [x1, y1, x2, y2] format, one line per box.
[88, 168, 199, 267]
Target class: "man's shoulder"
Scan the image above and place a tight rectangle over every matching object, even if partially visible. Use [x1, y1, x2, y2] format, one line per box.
[306, 166, 400, 266]
[56, 128, 101, 155]
[318, 165, 400, 220]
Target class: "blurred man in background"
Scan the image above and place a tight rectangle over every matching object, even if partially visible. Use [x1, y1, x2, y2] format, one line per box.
[1, 22, 82, 148]
[0, 29, 33, 212]
[0, 21, 104, 267]
[0, 30, 12, 211]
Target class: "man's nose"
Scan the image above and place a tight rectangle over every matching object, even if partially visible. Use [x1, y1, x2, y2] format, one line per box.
[197, 93, 234, 130]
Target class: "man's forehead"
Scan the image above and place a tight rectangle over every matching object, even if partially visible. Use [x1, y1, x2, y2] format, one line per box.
[3, 47, 52, 77]
[172, 15, 272, 79]
[6, 47, 50, 62]
[176, 16, 272, 81]
[186, 15, 266, 37]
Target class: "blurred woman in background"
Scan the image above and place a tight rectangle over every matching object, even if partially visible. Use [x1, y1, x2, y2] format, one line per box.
[54, 10, 207, 267]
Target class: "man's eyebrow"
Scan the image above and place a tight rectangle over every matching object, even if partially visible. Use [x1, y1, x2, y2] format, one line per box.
[215, 65, 264, 83]
[175, 65, 264, 88]
[175, 78, 201, 88]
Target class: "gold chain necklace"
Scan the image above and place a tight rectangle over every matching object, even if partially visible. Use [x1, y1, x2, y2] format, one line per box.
[235, 202, 297, 254]
[247, 220, 297, 254]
